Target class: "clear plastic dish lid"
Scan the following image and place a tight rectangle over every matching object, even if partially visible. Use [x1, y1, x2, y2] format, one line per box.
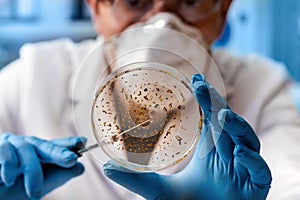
[91, 62, 201, 172]
[72, 27, 226, 173]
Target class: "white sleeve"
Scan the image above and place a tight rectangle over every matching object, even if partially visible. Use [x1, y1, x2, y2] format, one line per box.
[0, 60, 23, 133]
[258, 84, 300, 199]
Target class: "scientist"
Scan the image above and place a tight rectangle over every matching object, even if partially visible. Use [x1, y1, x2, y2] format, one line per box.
[0, 0, 300, 199]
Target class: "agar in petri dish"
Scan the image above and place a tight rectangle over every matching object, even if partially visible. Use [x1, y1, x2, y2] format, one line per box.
[91, 62, 202, 173]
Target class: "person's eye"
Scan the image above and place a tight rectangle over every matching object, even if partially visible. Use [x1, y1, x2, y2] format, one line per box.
[184, 0, 200, 7]
[124, 0, 151, 9]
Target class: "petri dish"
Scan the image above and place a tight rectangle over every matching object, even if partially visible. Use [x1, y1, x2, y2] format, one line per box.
[91, 62, 202, 173]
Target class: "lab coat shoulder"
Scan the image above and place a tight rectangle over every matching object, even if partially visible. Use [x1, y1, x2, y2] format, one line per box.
[17, 38, 96, 76]
[213, 50, 291, 130]
[0, 59, 22, 133]
[0, 38, 97, 136]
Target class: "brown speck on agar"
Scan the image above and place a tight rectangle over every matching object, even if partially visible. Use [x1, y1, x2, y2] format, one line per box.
[164, 124, 176, 139]
[175, 135, 183, 145]
[159, 95, 163, 101]
[102, 110, 112, 114]
[111, 135, 119, 142]
[167, 89, 173, 94]
[178, 105, 185, 110]
[163, 107, 167, 112]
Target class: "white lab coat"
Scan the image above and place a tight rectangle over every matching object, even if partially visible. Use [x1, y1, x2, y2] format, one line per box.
[0, 38, 300, 199]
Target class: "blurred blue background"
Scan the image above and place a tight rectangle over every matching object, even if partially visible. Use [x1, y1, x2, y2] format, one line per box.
[0, 0, 96, 69]
[0, 0, 299, 81]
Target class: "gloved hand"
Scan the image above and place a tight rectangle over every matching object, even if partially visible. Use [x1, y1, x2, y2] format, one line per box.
[0, 134, 87, 199]
[0, 163, 84, 200]
[103, 74, 272, 200]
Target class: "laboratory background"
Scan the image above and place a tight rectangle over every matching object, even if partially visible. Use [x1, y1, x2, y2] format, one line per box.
[0, 0, 300, 108]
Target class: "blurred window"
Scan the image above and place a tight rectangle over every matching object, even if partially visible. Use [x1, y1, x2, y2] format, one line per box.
[0, 0, 95, 69]
[0, 0, 39, 20]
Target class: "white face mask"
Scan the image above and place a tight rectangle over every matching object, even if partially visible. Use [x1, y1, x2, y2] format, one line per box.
[131, 12, 210, 50]
[102, 13, 211, 80]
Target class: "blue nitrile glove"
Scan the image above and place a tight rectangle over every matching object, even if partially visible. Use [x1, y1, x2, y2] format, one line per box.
[0, 134, 87, 199]
[103, 74, 272, 200]
[0, 163, 84, 200]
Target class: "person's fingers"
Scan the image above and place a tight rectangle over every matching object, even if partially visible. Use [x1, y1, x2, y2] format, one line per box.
[51, 137, 87, 149]
[196, 117, 234, 161]
[41, 163, 84, 196]
[8, 136, 43, 200]
[0, 175, 29, 200]
[24, 136, 78, 168]
[0, 140, 19, 187]
[191, 75, 231, 159]
[234, 145, 272, 187]
[218, 109, 260, 152]
[103, 161, 164, 199]
[213, 128, 234, 163]
[0, 163, 84, 200]
[196, 119, 216, 158]
[191, 74, 227, 117]
[52, 137, 87, 157]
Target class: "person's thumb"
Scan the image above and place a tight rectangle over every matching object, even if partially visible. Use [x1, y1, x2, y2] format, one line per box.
[103, 161, 165, 199]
